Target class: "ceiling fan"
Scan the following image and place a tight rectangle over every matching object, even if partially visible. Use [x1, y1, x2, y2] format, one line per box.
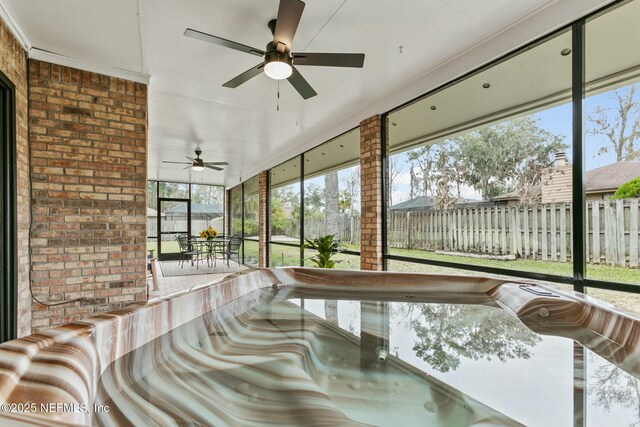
[162, 148, 229, 172]
[184, 0, 365, 99]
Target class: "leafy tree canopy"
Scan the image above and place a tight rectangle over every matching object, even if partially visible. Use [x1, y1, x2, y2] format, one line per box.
[611, 176, 640, 199]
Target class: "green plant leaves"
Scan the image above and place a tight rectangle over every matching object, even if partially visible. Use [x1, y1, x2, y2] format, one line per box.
[302, 234, 346, 268]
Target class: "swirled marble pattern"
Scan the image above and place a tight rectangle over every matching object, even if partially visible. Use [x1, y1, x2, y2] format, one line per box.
[93, 296, 521, 426]
[0, 269, 279, 425]
[0, 268, 639, 426]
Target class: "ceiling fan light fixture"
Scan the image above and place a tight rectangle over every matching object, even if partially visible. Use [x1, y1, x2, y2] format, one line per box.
[264, 51, 292, 80]
[192, 164, 204, 172]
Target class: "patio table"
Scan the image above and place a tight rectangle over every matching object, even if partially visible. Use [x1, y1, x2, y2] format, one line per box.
[193, 237, 231, 266]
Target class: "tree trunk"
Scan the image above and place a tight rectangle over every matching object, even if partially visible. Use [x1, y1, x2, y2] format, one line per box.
[324, 171, 340, 236]
[325, 300, 338, 326]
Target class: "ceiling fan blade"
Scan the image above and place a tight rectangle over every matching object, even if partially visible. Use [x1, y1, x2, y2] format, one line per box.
[273, 0, 305, 50]
[204, 164, 224, 171]
[163, 161, 191, 164]
[223, 63, 265, 88]
[293, 52, 365, 68]
[185, 156, 195, 161]
[183, 165, 192, 170]
[184, 29, 264, 57]
[203, 162, 230, 165]
[287, 66, 317, 99]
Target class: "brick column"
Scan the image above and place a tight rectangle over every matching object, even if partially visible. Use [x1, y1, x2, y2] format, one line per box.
[258, 171, 269, 268]
[28, 60, 148, 332]
[359, 115, 384, 271]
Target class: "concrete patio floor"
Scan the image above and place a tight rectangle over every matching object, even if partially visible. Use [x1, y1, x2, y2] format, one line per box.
[148, 259, 248, 299]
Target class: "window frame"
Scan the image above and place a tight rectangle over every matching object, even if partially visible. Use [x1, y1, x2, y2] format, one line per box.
[0, 68, 16, 343]
[380, 0, 639, 296]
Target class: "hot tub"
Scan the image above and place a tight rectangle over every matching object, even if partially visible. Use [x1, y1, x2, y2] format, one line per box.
[0, 268, 638, 426]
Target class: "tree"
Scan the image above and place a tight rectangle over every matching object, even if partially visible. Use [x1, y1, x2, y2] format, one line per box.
[432, 143, 462, 209]
[587, 83, 640, 162]
[407, 303, 541, 373]
[339, 168, 360, 216]
[611, 176, 640, 199]
[304, 183, 324, 219]
[270, 186, 298, 237]
[454, 116, 566, 201]
[388, 156, 400, 207]
[324, 171, 340, 236]
[407, 145, 435, 198]
[588, 356, 640, 427]
[191, 184, 223, 206]
[409, 162, 421, 199]
[147, 181, 158, 210]
[406, 142, 463, 209]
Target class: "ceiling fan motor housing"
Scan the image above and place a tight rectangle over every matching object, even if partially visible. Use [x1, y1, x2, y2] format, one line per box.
[265, 50, 292, 65]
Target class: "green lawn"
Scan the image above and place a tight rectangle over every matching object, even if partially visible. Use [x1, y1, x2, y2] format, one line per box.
[243, 239, 259, 267]
[388, 247, 640, 285]
[147, 239, 640, 313]
[269, 243, 360, 270]
[150, 240, 637, 285]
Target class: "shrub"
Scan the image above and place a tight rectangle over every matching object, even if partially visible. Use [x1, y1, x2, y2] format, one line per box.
[611, 176, 640, 199]
[302, 234, 346, 268]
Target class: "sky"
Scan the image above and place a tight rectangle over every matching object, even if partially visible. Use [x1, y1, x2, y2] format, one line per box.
[389, 83, 638, 205]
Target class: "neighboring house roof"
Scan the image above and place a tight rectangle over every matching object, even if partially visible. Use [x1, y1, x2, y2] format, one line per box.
[163, 203, 223, 216]
[492, 162, 640, 201]
[585, 161, 640, 193]
[146, 207, 164, 217]
[390, 195, 483, 211]
[492, 185, 541, 202]
[391, 196, 435, 211]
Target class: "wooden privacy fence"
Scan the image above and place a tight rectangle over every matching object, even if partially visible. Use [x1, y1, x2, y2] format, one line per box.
[147, 218, 224, 241]
[388, 199, 640, 268]
[281, 215, 361, 244]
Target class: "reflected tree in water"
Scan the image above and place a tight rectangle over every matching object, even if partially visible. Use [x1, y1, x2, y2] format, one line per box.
[409, 304, 541, 372]
[589, 354, 640, 427]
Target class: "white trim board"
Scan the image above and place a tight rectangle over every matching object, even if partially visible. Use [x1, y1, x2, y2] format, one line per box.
[29, 48, 150, 85]
[0, 0, 30, 50]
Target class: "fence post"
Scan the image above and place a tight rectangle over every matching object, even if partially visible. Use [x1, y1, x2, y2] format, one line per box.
[560, 203, 567, 262]
[630, 199, 639, 268]
[523, 207, 530, 258]
[550, 204, 557, 261]
[592, 201, 600, 264]
[605, 202, 614, 265]
[532, 207, 539, 260]
[616, 199, 626, 267]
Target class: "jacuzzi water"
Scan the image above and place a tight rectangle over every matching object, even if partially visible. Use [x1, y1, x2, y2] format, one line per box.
[94, 286, 640, 427]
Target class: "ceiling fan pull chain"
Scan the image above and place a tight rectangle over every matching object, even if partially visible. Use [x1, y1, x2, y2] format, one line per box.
[277, 80, 280, 112]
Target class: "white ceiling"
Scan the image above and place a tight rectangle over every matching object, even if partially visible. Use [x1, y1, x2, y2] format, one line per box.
[390, 0, 640, 151]
[1, 0, 616, 187]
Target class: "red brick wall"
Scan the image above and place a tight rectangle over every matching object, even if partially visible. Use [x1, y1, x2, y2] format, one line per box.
[28, 60, 148, 332]
[0, 19, 31, 336]
[258, 171, 268, 268]
[360, 115, 384, 271]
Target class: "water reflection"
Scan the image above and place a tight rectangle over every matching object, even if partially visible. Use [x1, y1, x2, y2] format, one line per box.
[588, 351, 640, 427]
[325, 300, 338, 326]
[402, 303, 541, 373]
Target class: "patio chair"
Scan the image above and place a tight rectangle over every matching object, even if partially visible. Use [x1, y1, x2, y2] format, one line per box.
[176, 235, 208, 269]
[210, 238, 228, 267]
[226, 237, 243, 267]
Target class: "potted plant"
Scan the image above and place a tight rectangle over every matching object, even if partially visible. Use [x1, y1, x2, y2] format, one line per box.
[199, 226, 218, 240]
[302, 234, 346, 268]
